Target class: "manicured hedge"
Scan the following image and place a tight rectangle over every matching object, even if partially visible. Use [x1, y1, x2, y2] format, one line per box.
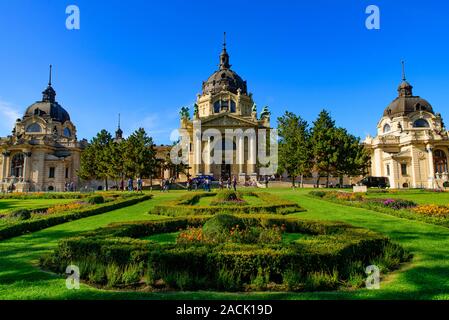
[150, 191, 304, 216]
[41, 214, 410, 291]
[0, 194, 152, 241]
[0, 192, 89, 200]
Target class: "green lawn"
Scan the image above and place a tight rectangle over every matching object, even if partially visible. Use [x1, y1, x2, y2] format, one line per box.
[0, 199, 74, 214]
[1, 189, 449, 300]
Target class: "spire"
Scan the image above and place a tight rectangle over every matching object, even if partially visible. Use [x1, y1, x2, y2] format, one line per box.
[42, 64, 56, 103]
[115, 113, 123, 141]
[401, 60, 406, 81]
[49, 64, 53, 86]
[219, 32, 231, 70]
[398, 60, 413, 97]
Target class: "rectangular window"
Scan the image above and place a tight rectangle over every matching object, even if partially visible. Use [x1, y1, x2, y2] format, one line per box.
[386, 164, 390, 176]
[65, 167, 69, 179]
[49, 167, 55, 179]
[401, 163, 407, 176]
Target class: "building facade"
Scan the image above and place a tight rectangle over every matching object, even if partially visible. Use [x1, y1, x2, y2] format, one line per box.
[364, 66, 449, 189]
[179, 37, 272, 182]
[0, 67, 86, 192]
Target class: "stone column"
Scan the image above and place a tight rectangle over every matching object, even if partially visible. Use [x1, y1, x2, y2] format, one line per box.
[248, 133, 257, 175]
[23, 152, 32, 182]
[1, 152, 7, 181]
[427, 145, 435, 189]
[204, 140, 211, 175]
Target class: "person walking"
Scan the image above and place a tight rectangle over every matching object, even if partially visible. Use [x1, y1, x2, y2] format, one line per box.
[137, 177, 143, 193]
[232, 176, 237, 191]
[265, 176, 269, 189]
[219, 177, 224, 190]
[128, 178, 134, 192]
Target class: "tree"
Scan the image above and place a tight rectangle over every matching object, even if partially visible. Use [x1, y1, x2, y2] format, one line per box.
[277, 112, 312, 187]
[79, 129, 114, 190]
[310, 110, 339, 187]
[334, 128, 371, 185]
[123, 128, 157, 179]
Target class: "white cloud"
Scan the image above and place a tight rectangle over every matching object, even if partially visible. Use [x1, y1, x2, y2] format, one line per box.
[0, 99, 20, 135]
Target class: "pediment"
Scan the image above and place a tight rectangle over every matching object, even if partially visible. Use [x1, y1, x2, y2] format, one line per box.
[201, 114, 257, 127]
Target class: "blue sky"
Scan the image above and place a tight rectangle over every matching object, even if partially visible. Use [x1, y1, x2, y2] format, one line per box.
[0, 0, 448, 144]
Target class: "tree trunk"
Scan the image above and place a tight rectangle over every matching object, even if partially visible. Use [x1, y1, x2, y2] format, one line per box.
[339, 175, 344, 188]
[292, 176, 296, 188]
[300, 174, 304, 188]
[316, 175, 321, 188]
[105, 178, 109, 191]
[326, 174, 330, 188]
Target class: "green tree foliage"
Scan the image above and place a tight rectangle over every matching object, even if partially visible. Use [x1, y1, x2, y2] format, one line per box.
[79, 128, 158, 190]
[311, 110, 339, 187]
[277, 112, 312, 187]
[123, 128, 157, 179]
[79, 129, 114, 189]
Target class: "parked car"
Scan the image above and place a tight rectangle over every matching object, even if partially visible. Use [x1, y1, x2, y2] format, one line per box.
[359, 176, 390, 189]
[192, 175, 216, 185]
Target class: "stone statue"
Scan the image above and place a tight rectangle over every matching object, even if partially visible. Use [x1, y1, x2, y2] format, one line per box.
[252, 103, 257, 113]
[193, 104, 199, 118]
[179, 106, 190, 120]
[260, 106, 271, 119]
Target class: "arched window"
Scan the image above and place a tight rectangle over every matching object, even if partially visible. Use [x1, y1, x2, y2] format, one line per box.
[26, 123, 42, 133]
[214, 101, 220, 113]
[434, 150, 448, 174]
[63, 127, 71, 137]
[383, 124, 391, 133]
[413, 119, 430, 128]
[10, 153, 24, 177]
[230, 100, 236, 113]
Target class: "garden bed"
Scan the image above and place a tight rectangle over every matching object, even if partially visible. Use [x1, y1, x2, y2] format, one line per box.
[150, 191, 305, 216]
[0, 193, 152, 240]
[40, 214, 411, 292]
[309, 190, 449, 228]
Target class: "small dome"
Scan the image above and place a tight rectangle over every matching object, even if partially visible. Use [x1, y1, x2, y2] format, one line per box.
[24, 101, 71, 124]
[383, 96, 433, 117]
[383, 73, 434, 117]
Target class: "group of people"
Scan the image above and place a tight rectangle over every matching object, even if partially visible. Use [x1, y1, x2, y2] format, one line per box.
[64, 181, 76, 192]
[218, 176, 238, 191]
[160, 177, 176, 192]
[120, 177, 143, 192]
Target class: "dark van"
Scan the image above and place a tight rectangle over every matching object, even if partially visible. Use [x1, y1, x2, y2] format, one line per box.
[360, 177, 390, 188]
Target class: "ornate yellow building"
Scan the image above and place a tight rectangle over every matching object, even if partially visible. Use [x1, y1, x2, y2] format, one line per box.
[0, 67, 86, 192]
[179, 36, 272, 181]
[364, 65, 449, 189]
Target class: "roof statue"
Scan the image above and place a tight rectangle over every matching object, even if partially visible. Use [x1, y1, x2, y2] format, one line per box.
[179, 106, 190, 120]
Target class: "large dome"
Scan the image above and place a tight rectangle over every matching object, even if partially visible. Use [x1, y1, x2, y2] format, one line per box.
[202, 38, 248, 95]
[203, 68, 247, 95]
[383, 80, 434, 117]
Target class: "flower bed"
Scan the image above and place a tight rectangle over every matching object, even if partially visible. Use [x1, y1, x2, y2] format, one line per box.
[40, 214, 411, 292]
[309, 190, 449, 228]
[150, 191, 304, 216]
[0, 193, 152, 240]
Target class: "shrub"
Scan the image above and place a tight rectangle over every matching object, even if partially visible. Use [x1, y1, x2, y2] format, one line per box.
[304, 270, 340, 291]
[251, 267, 271, 291]
[9, 209, 31, 221]
[121, 263, 142, 285]
[444, 181, 449, 188]
[282, 268, 303, 291]
[106, 264, 122, 287]
[87, 195, 105, 205]
[378, 199, 417, 210]
[202, 214, 244, 242]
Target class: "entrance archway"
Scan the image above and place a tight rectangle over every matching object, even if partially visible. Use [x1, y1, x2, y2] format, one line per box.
[10, 153, 24, 177]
